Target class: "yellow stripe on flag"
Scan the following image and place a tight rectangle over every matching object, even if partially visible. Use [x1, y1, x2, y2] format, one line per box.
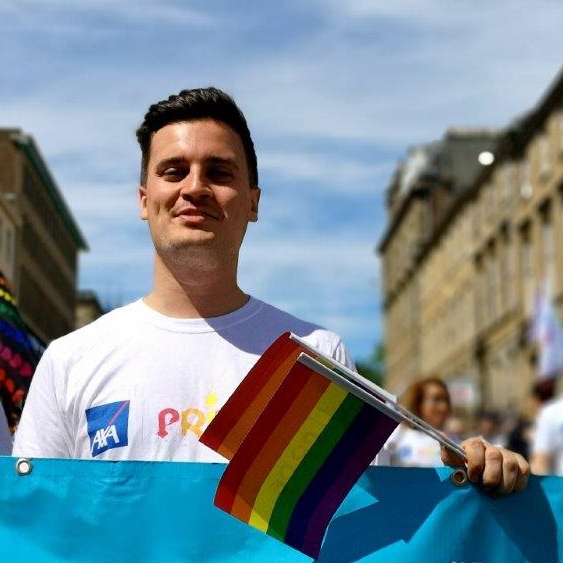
[247, 383, 348, 531]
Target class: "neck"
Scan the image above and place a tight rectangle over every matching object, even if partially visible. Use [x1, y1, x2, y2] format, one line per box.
[143, 253, 249, 318]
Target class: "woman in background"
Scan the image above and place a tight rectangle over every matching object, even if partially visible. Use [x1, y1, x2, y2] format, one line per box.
[382, 377, 453, 467]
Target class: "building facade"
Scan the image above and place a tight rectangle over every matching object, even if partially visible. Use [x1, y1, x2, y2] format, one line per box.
[0, 128, 88, 344]
[75, 290, 105, 329]
[379, 68, 563, 417]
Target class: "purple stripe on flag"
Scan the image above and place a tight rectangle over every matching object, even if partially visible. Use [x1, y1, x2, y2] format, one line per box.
[284, 403, 398, 557]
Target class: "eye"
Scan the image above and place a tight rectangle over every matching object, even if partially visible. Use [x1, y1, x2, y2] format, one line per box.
[207, 165, 234, 183]
[160, 167, 187, 181]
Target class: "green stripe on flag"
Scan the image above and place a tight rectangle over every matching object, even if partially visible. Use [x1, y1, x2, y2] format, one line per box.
[267, 392, 364, 540]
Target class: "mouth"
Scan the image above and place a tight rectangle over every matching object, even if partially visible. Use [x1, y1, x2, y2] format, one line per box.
[174, 206, 220, 221]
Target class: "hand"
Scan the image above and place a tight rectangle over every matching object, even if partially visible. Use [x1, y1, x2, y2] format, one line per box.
[441, 437, 530, 495]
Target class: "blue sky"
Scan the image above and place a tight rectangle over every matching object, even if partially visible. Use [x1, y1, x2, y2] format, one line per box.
[1, 1, 563, 362]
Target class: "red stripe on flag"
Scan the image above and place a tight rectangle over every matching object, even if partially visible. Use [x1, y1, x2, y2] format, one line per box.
[214, 361, 330, 516]
[200, 333, 304, 458]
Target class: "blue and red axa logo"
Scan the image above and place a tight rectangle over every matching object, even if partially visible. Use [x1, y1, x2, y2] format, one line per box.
[86, 400, 130, 457]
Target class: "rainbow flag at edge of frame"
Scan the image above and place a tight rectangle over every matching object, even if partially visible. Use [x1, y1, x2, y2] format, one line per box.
[200, 332, 400, 558]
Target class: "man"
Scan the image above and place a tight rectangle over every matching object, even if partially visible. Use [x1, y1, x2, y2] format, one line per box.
[13, 87, 529, 494]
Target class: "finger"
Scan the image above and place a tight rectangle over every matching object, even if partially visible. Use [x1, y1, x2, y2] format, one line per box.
[513, 453, 531, 493]
[479, 443, 504, 491]
[496, 450, 519, 495]
[440, 445, 465, 468]
[461, 437, 487, 484]
[492, 450, 531, 495]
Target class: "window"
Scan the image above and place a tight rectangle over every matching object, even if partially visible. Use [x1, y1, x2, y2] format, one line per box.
[502, 161, 515, 204]
[520, 159, 533, 200]
[475, 253, 484, 330]
[520, 223, 534, 315]
[541, 203, 555, 287]
[486, 241, 498, 321]
[6, 229, 12, 266]
[538, 133, 552, 179]
[558, 110, 563, 153]
[500, 226, 511, 311]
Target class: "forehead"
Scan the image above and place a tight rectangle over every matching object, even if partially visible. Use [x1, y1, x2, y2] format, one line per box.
[149, 119, 246, 164]
[423, 383, 447, 396]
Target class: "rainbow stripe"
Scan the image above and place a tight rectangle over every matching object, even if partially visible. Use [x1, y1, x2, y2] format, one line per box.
[200, 332, 306, 459]
[201, 336, 398, 558]
[0, 269, 38, 419]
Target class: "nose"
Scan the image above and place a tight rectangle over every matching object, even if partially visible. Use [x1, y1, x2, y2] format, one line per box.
[179, 168, 212, 199]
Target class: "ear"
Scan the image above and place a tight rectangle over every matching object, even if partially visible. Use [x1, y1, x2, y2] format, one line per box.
[249, 186, 261, 222]
[139, 186, 148, 220]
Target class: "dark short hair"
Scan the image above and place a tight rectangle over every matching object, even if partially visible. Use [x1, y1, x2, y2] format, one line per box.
[531, 379, 555, 403]
[135, 87, 258, 187]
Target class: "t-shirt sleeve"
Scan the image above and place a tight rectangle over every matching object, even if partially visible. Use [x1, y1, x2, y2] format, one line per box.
[12, 347, 72, 458]
[330, 337, 356, 370]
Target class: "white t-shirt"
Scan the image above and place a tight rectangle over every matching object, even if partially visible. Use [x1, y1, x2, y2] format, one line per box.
[532, 396, 563, 475]
[13, 297, 353, 462]
[377, 424, 444, 468]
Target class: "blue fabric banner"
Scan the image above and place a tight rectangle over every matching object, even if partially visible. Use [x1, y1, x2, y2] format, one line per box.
[0, 456, 561, 562]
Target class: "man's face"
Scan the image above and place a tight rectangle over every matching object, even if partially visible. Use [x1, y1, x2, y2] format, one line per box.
[139, 119, 260, 265]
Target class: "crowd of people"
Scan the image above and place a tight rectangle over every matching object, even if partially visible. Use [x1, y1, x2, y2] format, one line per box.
[3, 367, 560, 475]
[377, 375, 562, 476]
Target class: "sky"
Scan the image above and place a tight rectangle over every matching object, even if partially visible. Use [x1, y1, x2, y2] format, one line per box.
[1, 1, 563, 362]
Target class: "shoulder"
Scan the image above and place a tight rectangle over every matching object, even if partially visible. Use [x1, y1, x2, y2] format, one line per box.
[250, 298, 353, 366]
[251, 298, 334, 339]
[47, 301, 141, 358]
[538, 397, 563, 423]
[391, 425, 422, 444]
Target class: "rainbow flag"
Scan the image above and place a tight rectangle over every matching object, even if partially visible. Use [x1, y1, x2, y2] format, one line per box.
[200, 333, 399, 558]
[0, 269, 39, 425]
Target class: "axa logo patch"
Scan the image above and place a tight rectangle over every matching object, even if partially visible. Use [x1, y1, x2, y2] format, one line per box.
[86, 400, 130, 457]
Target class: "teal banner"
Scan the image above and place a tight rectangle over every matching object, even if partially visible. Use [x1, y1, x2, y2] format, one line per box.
[0, 456, 560, 562]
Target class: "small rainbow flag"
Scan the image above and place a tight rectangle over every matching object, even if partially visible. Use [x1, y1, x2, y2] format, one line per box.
[200, 333, 399, 558]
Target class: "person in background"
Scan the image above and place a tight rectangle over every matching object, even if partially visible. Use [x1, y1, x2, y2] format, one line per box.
[13, 87, 529, 494]
[476, 410, 507, 448]
[380, 377, 454, 467]
[443, 415, 466, 444]
[531, 378, 562, 475]
[507, 379, 555, 460]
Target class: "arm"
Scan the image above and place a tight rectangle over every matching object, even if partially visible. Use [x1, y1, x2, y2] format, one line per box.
[441, 437, 530, 495]
[12, 347, 73, 458]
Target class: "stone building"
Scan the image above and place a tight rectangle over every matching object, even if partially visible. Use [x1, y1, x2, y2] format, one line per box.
[0, 128, 88, 345]
[75, 290, 105, 329]
[379, 67, 563, 416]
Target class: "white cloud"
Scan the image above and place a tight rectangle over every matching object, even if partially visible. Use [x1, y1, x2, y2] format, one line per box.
[230, 3, 563, 147]
[1, 1, 563, 360]
[259, 150, 394, 195]
[319, 0, 561, 28]
[0, 0, 216, 29]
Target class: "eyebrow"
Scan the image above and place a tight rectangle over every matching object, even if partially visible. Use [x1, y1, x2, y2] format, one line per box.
[155, 155, 240, 170]
[155, 157, 185, 169]
[207, 156, 240, 171]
